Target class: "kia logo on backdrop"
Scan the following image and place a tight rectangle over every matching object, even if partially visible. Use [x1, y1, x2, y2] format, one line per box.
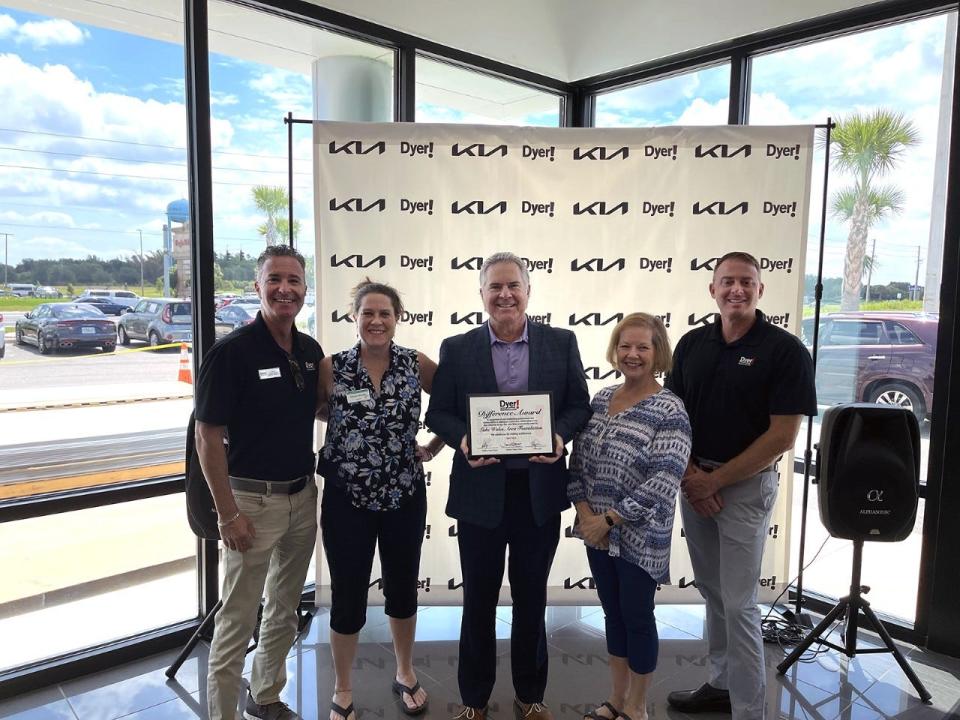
[584, 366, 622, 380]
[330, 254, 386, 269]
[572, 201, 629, 216]
[450, 200, 508, 215]
[450, 311, 483, 325]
[690, 257, 720, 272]
[563, 577, 597, 590]
[451, 143, 508, 157]
[692, 200, 749, 216]
[694, 143, 752, 159]
[450, 256, 483, 271]
[573, 146, 629, 160]
[328, 139, 386, 155]
[331, 310, 352, 323]
[688, 312, 719, 327]
[570, 258, 626, 272]
[328, 197, 386, 212]
[568, 312, 624, 327]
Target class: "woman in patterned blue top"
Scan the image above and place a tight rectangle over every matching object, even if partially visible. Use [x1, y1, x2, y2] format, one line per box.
[317, 280, 445, 720]
[568, 313, 691, 720]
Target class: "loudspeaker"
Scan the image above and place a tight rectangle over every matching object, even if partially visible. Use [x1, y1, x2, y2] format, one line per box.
[817, 403, 919, 541]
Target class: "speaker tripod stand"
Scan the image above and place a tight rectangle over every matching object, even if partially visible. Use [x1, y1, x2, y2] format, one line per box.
[777, 538, 931, 703]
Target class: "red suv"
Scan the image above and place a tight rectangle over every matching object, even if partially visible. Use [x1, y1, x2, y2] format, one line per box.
[801, 311, 938, 422]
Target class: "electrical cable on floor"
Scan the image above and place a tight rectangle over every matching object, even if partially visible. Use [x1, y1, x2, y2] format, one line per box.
[761, 535, 832, 651]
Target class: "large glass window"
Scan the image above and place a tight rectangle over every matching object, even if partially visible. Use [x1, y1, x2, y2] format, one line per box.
[0, 1, 193, 501]
[594, 64, 730, 127]
[0, 0, 197, 673]
[751, 12, 956, 623]
[416, 57, 562, 126]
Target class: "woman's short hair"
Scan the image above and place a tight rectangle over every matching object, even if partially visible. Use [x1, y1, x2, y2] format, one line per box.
[350, 278, 404, 317]
[605, 312, 673, 375]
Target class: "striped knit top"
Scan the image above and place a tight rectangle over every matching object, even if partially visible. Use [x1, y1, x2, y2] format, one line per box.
[568, 385, 691, 583]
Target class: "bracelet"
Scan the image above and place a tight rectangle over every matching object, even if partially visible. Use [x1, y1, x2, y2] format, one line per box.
[217, 511, 241, 528]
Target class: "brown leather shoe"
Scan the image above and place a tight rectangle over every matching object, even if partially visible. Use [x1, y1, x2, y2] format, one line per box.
[452, 706, 487, 720]
[514, 700, 554, 720]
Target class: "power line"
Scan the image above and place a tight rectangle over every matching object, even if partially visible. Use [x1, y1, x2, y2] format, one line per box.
[0, 126, 311, 161]
[0, 161, 312, 190]
[0, 144, 312, 177]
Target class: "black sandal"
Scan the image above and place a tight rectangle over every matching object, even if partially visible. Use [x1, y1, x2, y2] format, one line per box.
[584, 702, 621, 720]
[330, 701, 355, 720]
[392, 680, 429, 716]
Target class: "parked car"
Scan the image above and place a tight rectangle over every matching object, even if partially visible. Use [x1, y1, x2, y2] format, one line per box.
[74, 296, 128, 316]
[82, 288, 141, 308]
[214, 303, 258, 338]
[0, 312, 5, 359]
[8, 283, 36, 297]
[117, 298, 192, 347]
[802, 311, 937, 422]
[14, 303, 116, 354]
[34, 286, 61, 298]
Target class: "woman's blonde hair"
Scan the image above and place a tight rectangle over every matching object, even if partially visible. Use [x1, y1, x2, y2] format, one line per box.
[605, 312, 673, 374]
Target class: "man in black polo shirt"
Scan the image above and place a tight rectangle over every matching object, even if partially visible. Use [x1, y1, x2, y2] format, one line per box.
[196, 245, 322, 720]
[665, 251, 815, 720]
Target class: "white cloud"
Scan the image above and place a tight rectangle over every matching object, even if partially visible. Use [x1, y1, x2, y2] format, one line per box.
[0, 14, 16, 38]
[675, 97, 727, 126]
[11, 235, 95, 262]
[16, 19, 89, 49]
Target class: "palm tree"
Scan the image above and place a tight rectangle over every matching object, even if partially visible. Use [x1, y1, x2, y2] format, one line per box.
[251, 185, 300, 244]
[830, 110, 919, 310]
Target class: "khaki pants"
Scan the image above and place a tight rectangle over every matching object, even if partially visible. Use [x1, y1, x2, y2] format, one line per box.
[680, 469, 778, 720]
[207, 480, 318, 720]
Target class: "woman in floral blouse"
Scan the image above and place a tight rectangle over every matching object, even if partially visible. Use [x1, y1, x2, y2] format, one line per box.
[317, 279, 444, 720]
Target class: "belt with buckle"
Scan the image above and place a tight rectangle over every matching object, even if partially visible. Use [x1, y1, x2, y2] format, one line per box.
[229, 474, 311, 496]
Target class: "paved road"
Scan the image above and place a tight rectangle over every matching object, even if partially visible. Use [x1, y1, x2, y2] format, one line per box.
[0, 334, 181, 389]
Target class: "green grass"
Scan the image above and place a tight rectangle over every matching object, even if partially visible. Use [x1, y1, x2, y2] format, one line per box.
[804, 300, 924, 317]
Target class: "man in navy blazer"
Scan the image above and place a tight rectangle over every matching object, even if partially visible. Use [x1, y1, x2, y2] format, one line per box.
[426, 252, 591, 720]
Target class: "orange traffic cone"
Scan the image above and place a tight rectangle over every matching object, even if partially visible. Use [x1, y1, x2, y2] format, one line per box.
[177, 343, 192, 385]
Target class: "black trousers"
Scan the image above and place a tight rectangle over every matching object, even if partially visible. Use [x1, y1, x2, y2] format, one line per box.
[457, 471, 561, 708]
[320, 483, 427, 634]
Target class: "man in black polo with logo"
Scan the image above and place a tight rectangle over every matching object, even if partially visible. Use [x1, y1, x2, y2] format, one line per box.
[665, 251, 815, 720]
[196, 244, 322, 720]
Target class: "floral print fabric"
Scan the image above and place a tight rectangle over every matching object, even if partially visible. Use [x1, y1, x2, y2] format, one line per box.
[320, 343, 424, 511]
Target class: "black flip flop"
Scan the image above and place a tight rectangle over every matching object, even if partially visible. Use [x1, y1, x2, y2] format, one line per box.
[392, 680, 429, 716]
[584, 702, 621, 720]
[331, 701, 355, 720]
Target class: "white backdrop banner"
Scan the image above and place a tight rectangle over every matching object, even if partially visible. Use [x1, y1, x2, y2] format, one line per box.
[313, 121, 815, 606]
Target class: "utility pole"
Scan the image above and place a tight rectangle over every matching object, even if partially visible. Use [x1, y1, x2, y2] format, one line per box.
[865, 238, 876, 303]
[1, 232, 10, 288]
[914, 245, 922, 302]
[138, 229, 144, 297]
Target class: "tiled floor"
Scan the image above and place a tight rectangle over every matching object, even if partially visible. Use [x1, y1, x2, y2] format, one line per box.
[2, 605, 959, 720]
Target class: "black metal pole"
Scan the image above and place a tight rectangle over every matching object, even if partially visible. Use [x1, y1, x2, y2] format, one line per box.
[794, 117, 833, 617]
[287, 111, 294, 247]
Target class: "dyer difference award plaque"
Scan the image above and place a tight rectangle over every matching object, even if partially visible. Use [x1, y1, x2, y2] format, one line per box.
[467, 392, 555, 458]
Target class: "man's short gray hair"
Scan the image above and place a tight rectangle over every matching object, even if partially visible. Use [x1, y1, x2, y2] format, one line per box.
[479, 252, 529, 288]
[257, 244, 306, 278]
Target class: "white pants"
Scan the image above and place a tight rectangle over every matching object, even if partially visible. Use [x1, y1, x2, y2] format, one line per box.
[680, 468, 778, 720]
[207, 481, 318, 720]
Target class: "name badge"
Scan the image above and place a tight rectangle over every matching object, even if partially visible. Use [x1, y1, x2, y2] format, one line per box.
[346, 389, 372, 404]
[258, 367, 282, 380]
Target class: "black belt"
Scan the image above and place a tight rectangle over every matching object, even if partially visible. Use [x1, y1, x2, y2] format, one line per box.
[695, 457, 777, 473]
[229, 474, 311, 496]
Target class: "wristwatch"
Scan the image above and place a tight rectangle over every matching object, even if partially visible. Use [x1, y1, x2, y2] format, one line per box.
[603, 512, 615, 527]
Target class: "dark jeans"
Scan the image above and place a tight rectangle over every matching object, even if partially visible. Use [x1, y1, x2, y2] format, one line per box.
[320, 483, 426, 634]
[586, 547, 659, 674]
[457, 471, 561, 708]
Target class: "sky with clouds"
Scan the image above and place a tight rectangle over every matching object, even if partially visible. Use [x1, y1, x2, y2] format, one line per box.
[0, 6, 954, 288]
